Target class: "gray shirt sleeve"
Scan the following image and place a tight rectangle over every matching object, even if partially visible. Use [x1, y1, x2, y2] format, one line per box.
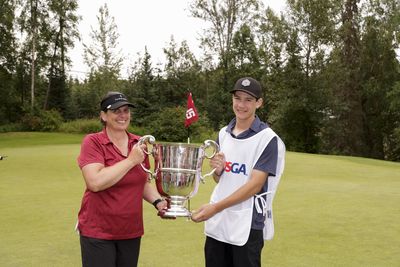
[253, 136, 278, 176]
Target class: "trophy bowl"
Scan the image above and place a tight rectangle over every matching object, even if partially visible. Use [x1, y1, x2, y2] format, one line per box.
[139, 135, 219, 217]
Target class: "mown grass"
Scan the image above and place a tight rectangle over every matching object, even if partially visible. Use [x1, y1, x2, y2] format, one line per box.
[0, 132, 84, 148]
[0, 132, 399, 266]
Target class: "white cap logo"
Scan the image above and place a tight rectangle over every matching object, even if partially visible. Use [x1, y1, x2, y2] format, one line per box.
[241, 79, 251, 87]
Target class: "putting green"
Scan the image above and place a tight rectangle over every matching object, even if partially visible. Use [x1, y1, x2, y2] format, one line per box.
[0, 132, 399, 266]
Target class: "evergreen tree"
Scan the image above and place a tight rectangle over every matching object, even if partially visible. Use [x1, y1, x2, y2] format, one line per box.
[162, 37, 203, 109]
[18, 0, 52, 111]
[0, 0, 18, 124]
[80, 3, 124, 117]
[43, 0, 80, 117]
[359, 0, 400, 159]
[128, 47, 157, 126]
[189, 0, 262, 128]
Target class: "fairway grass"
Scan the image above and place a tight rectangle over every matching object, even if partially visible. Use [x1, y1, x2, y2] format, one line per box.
[0, 132, 399, 266]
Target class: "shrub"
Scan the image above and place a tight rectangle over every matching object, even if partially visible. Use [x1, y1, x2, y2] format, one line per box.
[59, 118, 148, 135]
[59, 119, 102, 134]
[0, 123, 24, 133]
[143, 106, 215, 143]
[20, 110, 63, 132]
[385, 127, 400, 161]
[128, 125, 148, 136]
[40, 110, 64, 131]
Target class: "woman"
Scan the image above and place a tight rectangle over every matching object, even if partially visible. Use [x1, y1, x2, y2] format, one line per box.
[76, 91, 167, 267]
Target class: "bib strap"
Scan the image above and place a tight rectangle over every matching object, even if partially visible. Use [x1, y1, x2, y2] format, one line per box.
[254, 191, 273, 216]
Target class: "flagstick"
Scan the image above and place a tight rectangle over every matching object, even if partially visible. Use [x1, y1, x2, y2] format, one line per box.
[187, 127, 190, 144]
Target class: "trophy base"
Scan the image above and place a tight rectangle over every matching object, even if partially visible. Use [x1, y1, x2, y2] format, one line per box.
[163, 205, 191, 218]
[160, 196, 192, 218]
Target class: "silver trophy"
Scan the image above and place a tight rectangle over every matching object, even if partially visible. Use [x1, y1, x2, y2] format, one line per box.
[139, 135, 219, 217]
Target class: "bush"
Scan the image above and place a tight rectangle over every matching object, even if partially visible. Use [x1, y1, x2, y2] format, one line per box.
[128, 125, 148, 136]
[59, 119, 102, 134]
[143, 106, 216, 143]
[59, 118, 148, 135]
[0, 123, 24, 133]
[385, 127, 400, 161]
[20, 110, 63, 132]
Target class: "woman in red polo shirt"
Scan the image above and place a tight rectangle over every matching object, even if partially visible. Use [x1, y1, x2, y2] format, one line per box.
[77, 91, 167, 267]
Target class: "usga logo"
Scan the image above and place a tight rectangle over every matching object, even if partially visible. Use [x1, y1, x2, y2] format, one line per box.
[225, 161, 247, 175]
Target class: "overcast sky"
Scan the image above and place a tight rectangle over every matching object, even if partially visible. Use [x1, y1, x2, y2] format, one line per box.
[67, 0, 285, 79]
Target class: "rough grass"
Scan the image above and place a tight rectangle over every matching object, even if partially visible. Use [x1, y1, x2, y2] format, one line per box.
[0, 132, 399, 266]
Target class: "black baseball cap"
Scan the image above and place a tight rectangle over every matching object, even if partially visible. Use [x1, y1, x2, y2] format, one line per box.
[230, 77, 262, 99]
[100, 92, 134, 111]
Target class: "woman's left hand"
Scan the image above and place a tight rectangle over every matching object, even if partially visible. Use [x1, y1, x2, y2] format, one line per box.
[156, 199, 176, 220]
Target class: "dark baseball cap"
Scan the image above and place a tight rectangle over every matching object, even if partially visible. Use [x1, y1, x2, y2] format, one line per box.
[100, 92, 134, 111]
[230, 77, 262, 99]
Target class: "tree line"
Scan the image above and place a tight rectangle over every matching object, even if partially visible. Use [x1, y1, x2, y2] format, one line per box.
[0, 0, 399, 161]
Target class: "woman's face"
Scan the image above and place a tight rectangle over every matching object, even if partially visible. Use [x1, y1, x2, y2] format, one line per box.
[101, 105, 131, 130]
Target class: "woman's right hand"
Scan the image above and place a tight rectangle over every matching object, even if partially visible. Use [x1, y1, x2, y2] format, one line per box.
[128, 143, 146, 165]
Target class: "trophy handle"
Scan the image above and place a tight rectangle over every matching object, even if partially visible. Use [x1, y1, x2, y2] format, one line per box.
[138, 135, 157, 179]
[199, 140, 220, 183]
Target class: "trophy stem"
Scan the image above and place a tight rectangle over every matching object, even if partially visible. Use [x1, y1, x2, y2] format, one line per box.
[163, 196, 191, 217]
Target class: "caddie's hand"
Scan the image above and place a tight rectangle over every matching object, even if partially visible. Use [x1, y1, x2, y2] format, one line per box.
[209, 152, 225, 176]
[191, 203, 218, 223]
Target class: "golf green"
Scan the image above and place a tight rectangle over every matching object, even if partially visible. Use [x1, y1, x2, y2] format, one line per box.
[0, 132, 399, 266]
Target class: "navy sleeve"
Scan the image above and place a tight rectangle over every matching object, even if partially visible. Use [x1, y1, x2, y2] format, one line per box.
[253, 136, 278, 176]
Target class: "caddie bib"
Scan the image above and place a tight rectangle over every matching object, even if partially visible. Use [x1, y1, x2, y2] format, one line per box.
[254, 136, 285, 240]
[205, 127, 276, 245]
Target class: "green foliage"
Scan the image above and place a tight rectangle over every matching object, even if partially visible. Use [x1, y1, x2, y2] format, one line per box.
[0, 68, 21, 124]
[143, 106, 215, 143]
[70, 80, 99, 118]
[385, 127, 400, 161]
[59, 118, 148, 136]
[20, 109, 63, 132]
[384, 82, 400, 161]
[0, 123, 23, 133]
[83, 3, 123, 74]
[128, 48, 160, 127]
[357, 7, 400, 159]
[143, 106, 188, 142]
[0, 0, 16, 71]
[59, 118, 103, 134]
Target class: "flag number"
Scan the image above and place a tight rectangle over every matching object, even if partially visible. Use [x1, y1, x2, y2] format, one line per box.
[186, 108, 196, 119]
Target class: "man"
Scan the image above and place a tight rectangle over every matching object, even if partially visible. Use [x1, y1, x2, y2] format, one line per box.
[192, 77, 285, 267]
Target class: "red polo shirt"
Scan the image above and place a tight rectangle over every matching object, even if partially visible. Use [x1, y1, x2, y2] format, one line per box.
[77, 128, 150, 240]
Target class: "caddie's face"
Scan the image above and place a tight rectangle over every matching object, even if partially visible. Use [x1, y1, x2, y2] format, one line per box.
[232, 91, 262, 121]
[101, 105, 131, 130]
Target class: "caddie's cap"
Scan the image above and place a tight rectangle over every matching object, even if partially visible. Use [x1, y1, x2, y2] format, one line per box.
[100, 92, 134, 111]
[230, 77, 262, 99]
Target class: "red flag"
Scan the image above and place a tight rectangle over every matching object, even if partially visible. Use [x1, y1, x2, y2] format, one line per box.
[185, 92, 199, 127]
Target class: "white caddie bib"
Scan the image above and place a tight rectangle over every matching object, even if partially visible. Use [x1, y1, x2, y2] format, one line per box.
[205, 127, 280, 245]
[255, 135, 285, 240]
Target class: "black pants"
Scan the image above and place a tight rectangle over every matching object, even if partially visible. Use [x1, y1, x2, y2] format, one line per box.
[80, 235, 141, 267]
[205, 229, 264, 267]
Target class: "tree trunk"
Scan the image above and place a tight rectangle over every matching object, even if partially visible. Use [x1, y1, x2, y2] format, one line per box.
[44, 31, 60, 110]
[30, 0, 37, 111]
